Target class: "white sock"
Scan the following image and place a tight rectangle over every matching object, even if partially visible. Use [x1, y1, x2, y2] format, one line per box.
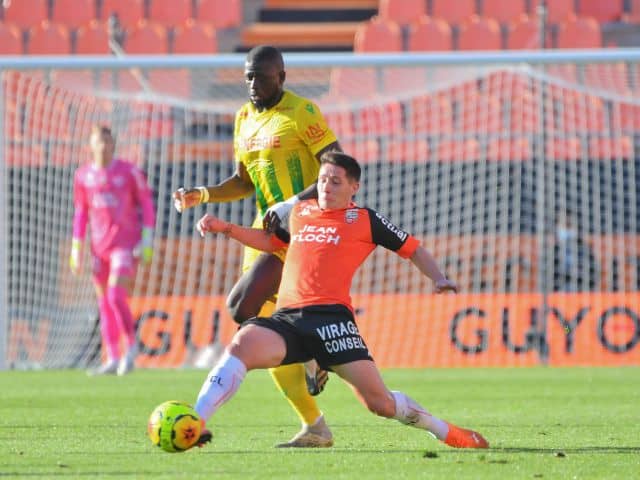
[195, 351, 247, 423]
[391, 391, 449, 440]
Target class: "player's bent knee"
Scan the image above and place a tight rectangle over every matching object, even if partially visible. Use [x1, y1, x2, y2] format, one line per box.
[363, 394, 395, 418]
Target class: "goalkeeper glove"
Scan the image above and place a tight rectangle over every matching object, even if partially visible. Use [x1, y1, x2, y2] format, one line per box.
[135, 227, 154, 264]
[263, 195, 299, 232]
[69, 238, 82, 274]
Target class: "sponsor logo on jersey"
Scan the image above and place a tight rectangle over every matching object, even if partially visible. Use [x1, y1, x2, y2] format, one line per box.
[345, 208, 359, 224]
[375, 212, 408, 241]
[304, 123, 326, 142]
[240, 135, 281, 151]
[292, 224, 340, 245]
[316, 320, 368, 354]
[298, 205, 314, 216]
[305, 103, 315, 114]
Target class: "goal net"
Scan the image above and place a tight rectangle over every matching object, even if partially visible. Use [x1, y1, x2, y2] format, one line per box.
[2, 52, 639, 369]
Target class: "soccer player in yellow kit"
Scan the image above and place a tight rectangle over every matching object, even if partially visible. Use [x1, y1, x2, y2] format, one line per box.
[173, 45, 340, 447]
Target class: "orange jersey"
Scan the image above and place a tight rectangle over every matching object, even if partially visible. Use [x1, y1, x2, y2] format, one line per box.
[272, 200, 420, 311]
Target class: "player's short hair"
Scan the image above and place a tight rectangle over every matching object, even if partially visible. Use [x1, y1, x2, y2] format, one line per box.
[320, 151, 361, 182]
[246, 45, 284, 70]
[91, 124, 114, 139]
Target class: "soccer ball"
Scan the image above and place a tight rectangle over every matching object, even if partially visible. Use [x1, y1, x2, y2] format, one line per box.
[147, 401, 202, 453]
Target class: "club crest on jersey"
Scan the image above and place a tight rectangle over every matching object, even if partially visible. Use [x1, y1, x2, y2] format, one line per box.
[345, 209, 359, 224]
[298, 205, 313, 216]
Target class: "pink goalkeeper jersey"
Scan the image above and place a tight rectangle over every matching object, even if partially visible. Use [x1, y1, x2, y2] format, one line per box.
[72, 159, 155, 258]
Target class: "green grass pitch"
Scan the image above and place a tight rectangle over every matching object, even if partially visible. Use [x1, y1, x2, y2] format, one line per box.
[1, 367, 638, 479]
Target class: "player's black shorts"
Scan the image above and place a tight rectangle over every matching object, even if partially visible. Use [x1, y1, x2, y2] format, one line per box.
[242, 304, 373, 371]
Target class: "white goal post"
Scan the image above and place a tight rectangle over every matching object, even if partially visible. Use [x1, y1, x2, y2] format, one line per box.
[2, 49, 640, 370]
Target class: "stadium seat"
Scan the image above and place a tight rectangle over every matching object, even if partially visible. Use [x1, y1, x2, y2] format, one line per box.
[27, 21, 72, 54]
[552, 92, 606, 133]
[408, 94, 454, 135]
[484, 71, 532, 98]
[75, 20, 110, 54]
[486, 137, 532, 161]
[197, 0, 242, 29]
[324, 109, 355, 138]
[50, 69, 96, 91]
[101, 0, 146, 30]
[340, 138, 380, 163]
[481, 0, 526, 25]
[556, 16, 601, 49]
[378, 0, 426, 25]
[328, 67, 378, 99]
[173, 19, 218, 53]
[125, 20, 169, 54]
[583, 64, 630, 95]
[623, 0, 640, 23]
[545, 137, 582, 160]
[383, 138, 430, 163]
[353, 102, 403, 136]
[148, 69, 191, 97]
[431, 0, 476, 25]
[457, 16, 502, 50]
[611, 102, 640, 132]
[382, 67, 429, 94]
[353, 16, 402, 52]
[588, 136, 633, 160]
[457, 94, 503, 135]
[436, 138, 480, 162]
[148, 0, 193, 27]
[0, 22, 23, 54]
[407, 16, 453, 51]
[546, 64, 579, 83]
[578, 0, 623, 23]
[529, 0, 575, 24]
[3, 0, 48, 29]
[507, 14, 545, 49]
[51, 0, 96, 30]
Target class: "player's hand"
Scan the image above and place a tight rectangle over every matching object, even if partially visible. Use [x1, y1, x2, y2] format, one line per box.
[196, 213, 229, 237]
[434, 278, 458, 293]
[69, 239, 82, 275]
[173, 187, 206, 213]
[262, 197, 297, 233]
[134, 227, 154, 264]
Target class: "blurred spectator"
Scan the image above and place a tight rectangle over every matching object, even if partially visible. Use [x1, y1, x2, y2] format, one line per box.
[552, 210, 598, 291]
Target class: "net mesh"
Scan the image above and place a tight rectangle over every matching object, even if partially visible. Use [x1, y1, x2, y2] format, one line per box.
[3, 56, 640, 369]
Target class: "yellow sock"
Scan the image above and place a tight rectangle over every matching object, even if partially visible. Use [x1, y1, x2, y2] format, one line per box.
[259, 300, 322, 426]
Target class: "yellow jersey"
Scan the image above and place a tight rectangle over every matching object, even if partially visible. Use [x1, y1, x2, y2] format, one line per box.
[234, 90, 338, 218]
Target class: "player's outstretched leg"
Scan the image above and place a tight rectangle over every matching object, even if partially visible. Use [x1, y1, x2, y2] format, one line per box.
[391, 391, 489, 449]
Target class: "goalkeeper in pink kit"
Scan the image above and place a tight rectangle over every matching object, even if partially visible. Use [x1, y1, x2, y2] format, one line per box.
[70, 125, 156, 376]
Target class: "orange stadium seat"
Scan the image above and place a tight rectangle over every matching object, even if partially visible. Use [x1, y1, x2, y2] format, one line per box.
[436, 138, 480, 162]
[578, 0, 623, 23]
[353, 102, 403, 136]
[378, 0, 426, 25]
[507, 14, 545, 49]
[546, 137, 582, 160]
[552, 92, 606, 133]
[197, 0, 242, 29]
[546, 63, 579, 84]
[583, 63, 630, 95]
[101, 0, 146, 30]
[353, 16, 402, 52]
[51, 0, 96, 29]
[173, 19, 218, 53]
[431, 0, 476, 25]
[125, 20, 169, 54]
[324, 109, 355, 138]
[481, 0, 526, 24]
[0, 22, 23, 54]
[457, 16, 502, 50]
[623, 0, 640, 22]
[75, 20, 110, 54]
[28, 21, 72, 54]
[328, 67, 378, 99]
[148, 0, 193, 28]
[611, 102, 640, 132]
[556, 16, 601, 49]
[408, 94, 454, 135]
[529, 0, 575, 24]
[340, 138, 380, 163]
[148, 69, 191, 97]
[3, 0, 48, 29]
[588, 137, 633, 160]
[382, 67, 429, 94]
[487, 137, 533, 162]
[407, 16, 452, 51]
[457, 94, 503, 135]
[383, 138, 430, 163]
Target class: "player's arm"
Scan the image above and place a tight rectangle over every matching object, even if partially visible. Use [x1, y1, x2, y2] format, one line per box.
[263, 140, 342, 232]
[173, 162, 254, 213]
[70, 174, 88, 274]
[132, 166, 156, 264]
[196, 213, 286, 253]
[410, 247, 458, 293]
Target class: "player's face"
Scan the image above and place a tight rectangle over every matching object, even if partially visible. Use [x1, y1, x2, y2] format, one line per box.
[317, 164, 359, 210]
[90, 131, 115, 166]
[244, 59, 284, 110]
